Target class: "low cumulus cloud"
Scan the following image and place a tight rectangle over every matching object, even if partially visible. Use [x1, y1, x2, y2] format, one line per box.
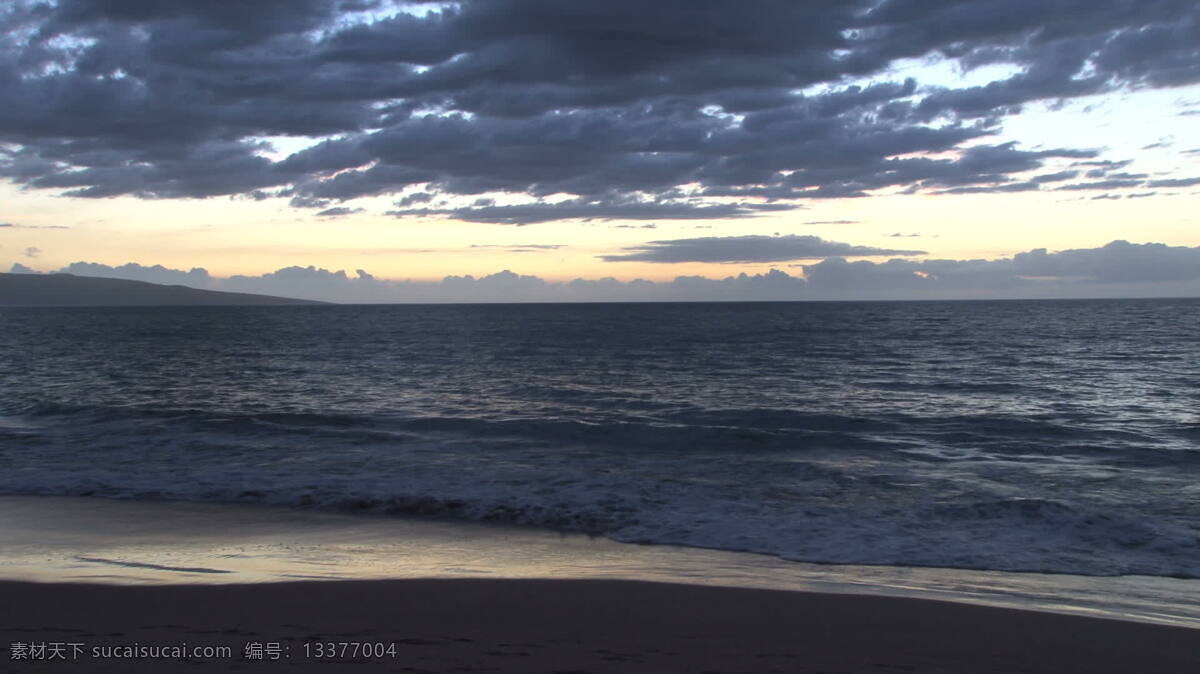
[27, 240, 1200, 302]
[1011, 240, 1200, 283]
[58, 261, 215, 287]
[0, 1, 1196, 221]
[223, 266, 385, 302]
[801, 240, 1200, 298]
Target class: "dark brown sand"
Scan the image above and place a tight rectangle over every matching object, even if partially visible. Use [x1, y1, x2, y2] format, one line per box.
[3, 578, 1197, 673]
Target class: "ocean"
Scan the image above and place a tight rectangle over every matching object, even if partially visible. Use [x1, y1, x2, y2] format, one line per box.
[2, 299, 1198, 580]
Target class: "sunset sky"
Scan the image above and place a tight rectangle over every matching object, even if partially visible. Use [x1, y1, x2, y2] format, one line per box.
[2, 0, 1198, 301]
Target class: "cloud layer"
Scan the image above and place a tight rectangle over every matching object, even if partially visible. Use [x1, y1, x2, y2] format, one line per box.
[2, 0, 1197, 221]
[600, 235, 925, 263]
[16, 240, 1200, 303]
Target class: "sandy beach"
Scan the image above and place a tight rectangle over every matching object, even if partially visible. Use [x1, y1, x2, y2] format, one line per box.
[3, 496, 1199, 672]
[4, 577, 1200, 673]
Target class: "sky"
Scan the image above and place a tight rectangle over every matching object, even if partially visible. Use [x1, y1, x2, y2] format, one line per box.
[1, 0, 1199, 302]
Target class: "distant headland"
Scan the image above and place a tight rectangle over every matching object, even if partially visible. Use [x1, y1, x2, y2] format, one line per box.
[0, 273, 325, 307]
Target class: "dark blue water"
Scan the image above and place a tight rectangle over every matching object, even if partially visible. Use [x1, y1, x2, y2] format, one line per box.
[2, 299, 1198, 576]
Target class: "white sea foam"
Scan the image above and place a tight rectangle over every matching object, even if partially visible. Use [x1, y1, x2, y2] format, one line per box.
[3, 413, 1199, 578]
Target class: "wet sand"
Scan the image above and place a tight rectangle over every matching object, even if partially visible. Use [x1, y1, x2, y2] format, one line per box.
[4, 577, 1200, 673]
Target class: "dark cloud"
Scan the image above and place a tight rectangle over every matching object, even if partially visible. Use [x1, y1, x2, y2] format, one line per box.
[389, 195, 792, 225]
[315, 206, 365, 217]
[934, 181, 1040, 195]
[470, 244, 564, 250]
[1146, 177, 1200, 188]
[0, 222, 69, 229]
[600, 235, 925, 263]
[23, 246, 41, 258]
[394, 191, 435, 207]
[864, 0, 1200, 109]
[469, 243, 565, 254]
[703, 142, 1097, 201]
[1073, 159, 1133, 170]
[0, 0, 1196, 215]
[1031, 170, 1078, 183]
[1055, 179, 1147, 191]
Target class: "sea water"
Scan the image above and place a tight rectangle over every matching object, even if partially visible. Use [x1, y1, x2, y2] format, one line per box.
[1, 299, 1198, 578]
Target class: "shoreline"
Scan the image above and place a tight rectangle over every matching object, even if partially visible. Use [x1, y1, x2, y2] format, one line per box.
[3, 495, 1200, 670]
[5, 577, 1200, 673]
[4, 494, 1200, 630]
